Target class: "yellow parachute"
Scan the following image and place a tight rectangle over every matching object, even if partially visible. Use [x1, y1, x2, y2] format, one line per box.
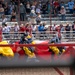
[49, 43, 60, 55]
[23, 41, 36, 58]
[0, 41, 14, 57]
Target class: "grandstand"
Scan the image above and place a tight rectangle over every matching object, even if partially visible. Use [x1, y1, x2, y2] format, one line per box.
[0, 0, 75, 43]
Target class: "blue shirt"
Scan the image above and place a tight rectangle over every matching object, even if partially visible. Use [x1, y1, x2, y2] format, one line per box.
[68, 1, 74, 9]
[60, 4, 66, 8]
[61, 27, 65, 32]
[30, 13, 37, 17]
[38, 25, 44, 31]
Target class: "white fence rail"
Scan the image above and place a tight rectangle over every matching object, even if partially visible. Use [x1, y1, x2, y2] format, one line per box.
[1, 31, 75, 43]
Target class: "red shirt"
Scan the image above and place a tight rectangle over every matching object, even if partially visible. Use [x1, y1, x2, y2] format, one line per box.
[25, 27, 32, 34]
[53, 1, 59, 7]
[56, 26, 60, 32]
[20, 26, 25, 32]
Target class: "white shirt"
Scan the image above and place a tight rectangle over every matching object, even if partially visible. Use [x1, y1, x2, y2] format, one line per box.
[2, 26, 11, 33]
[2, 18, 7, 23]
[60, 9, 66, 14]
[31, 5, 35, 10]
[51, 25, 56, 31]
[31, 25, 37, 32]
[14, 25, 19, 32]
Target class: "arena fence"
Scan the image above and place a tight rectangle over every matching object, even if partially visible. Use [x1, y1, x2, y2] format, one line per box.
[0, 43, 75, 67]
[0, 38, 74, 74]
[0, 43, 75, 58]
[1, 31, 75, 43]
[61, 31, 75, 42]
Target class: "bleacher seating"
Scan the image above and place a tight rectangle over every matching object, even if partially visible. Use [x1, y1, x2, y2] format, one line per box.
[25, 3, 75, 26]
[0, 22, 18, 26]
[0, 0, 74, 43]
[40, 3, 75, 27]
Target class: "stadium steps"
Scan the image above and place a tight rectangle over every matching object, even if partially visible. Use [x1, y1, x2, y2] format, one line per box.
[41, 14, 73, 17]
[41, 17, 75, 21]
[41, 21, 74, 25]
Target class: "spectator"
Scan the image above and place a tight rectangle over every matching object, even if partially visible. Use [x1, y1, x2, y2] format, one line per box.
[31, 23, 37, 34]
[36, 12, 41, 25]
[51, 24, 56, 31]
[38, 22, 47, 39]
[42, 22, 48, 31]
[8, 5, 13, 15]
[2, 14, 7, 25]
[20, 0, 25, 4]
[26, 1, 31, 14]
[19, 3, 26, 21]
[55, 25, 61, 32]
[65, 23, 71, 37]
[11, 9, 16, 22]
[38, 22, 44, 39]
[72, 21, 75, 36]
[73, 4, 75, 16]
[60, 24, 65, 32]
[38, 22, 44, 31]
[14, 0, 18, 6]
[53, 0, 60, 16]
[31, 23, 37, 38]
[13, 23, 19, 38]
[13, 0, 18, 14]
[14, 23, 19, 32]
[68, 0, 74, 14]
[10, 1, 16, 11]
[54, 25, 61, 40]
[59, 24, 65, 40]
[2, 23, 11, 38]
[60, 6, 66, 21]
[30, 10, 37, 24]
[31, 2, 36, 10]
[60, 24, 65, 39]
[47, 1, 51, 14]
[0, 0, 5, 8]
[37, 1, 42, 10]
[4, 2, 10, 15]
[42, 3, 47, 14]
[36, 6, 41, 14]
[34, 0, 37, 6]
[20, 24, 25, 33]
[0, 4, 4, 14]
[2, 23, 9, 33]
[25, 23, 31, 34]
[60, 1, 65, 9]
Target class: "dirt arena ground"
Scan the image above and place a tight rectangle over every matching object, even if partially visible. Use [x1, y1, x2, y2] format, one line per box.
[0, 67, 74, 75]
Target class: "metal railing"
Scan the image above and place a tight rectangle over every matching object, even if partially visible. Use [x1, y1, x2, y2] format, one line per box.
[1, 31, 75, 43]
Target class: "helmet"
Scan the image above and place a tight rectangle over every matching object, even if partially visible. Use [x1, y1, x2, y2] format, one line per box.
[26, 35, 31, 39]
[23, 33, 28, 37]
[21, 33, 28, 41]
[50, 40, 55, 43]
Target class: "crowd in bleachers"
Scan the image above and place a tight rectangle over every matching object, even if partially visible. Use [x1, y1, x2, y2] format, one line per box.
[0, 0, 75, 22]
[0, 0, 17, 23]
[1, 20, 75, 42]
[18, 0, 75, 21]
[0, 0, 75, 43]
